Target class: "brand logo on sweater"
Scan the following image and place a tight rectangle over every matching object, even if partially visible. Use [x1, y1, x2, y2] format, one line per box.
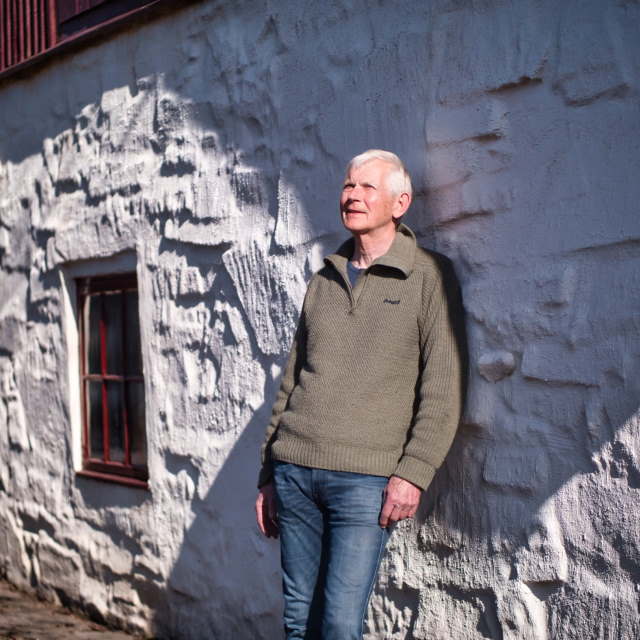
[383, 298, 400, 304]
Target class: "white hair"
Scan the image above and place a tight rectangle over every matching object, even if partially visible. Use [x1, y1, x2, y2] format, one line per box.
[345, 149, 412, 198]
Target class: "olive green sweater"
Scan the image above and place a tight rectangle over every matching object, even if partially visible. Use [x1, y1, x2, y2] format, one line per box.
[258, 223, 466, 491]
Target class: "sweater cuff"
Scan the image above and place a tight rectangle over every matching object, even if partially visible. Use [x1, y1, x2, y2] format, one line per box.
[393, 456, 436, 491]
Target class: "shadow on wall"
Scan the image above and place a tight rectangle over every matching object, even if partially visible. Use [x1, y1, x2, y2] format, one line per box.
[1, 1, 640, 639]
[156, 401, 283, 638]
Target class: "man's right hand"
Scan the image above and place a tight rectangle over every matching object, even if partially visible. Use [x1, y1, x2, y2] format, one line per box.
[255, 481, 279, 538]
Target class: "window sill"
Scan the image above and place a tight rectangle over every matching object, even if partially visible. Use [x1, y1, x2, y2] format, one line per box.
[77, 468, 149, 490]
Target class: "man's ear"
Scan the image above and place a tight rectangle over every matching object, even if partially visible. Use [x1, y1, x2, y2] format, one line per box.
[393, 192, 411, 221]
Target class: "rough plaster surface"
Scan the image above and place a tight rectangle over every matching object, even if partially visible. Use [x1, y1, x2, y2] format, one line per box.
[1, 1, 639, 638]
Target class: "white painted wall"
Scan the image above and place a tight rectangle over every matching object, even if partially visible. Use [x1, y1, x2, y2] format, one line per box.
[1, 1, 639, 638]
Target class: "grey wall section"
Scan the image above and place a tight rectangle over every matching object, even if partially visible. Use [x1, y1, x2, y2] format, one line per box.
[1, 1, 639, 638]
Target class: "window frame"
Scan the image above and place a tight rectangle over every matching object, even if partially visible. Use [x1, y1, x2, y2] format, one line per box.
[76, 271, 148, 489]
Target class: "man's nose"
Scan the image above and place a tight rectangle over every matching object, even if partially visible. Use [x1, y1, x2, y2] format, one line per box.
[350, 185, 364, 199]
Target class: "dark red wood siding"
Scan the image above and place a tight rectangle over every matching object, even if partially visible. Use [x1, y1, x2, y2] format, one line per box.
[0, 0, 55, 72]
[1, 0, 178, 76]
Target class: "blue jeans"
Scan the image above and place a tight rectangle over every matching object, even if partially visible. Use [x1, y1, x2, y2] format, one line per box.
[272, 461, 390, 640]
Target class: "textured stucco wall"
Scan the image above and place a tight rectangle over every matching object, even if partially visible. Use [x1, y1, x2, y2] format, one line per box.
[1, 1, 639, 638]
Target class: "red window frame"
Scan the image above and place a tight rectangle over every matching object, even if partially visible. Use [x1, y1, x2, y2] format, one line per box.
[76, 272, 148, 488]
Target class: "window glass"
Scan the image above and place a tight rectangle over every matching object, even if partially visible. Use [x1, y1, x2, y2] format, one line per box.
[103, 290, 124, 375]
[124, 290, 142, 376]
[87, 294, 102, 374]
[107, 380, 125, 462]
[126, 380, 146, 466]
[87, 379, 103, 458]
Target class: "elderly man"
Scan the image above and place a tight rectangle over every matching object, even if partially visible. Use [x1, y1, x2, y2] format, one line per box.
[255, 149, 465, 639]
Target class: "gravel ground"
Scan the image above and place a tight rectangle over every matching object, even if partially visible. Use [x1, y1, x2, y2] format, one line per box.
[0, 580, 138, 640]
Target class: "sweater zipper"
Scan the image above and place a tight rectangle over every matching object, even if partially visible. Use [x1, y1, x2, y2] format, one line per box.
[344, 268, 369, 314]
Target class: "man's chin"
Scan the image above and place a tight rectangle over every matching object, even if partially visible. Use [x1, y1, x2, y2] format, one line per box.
[343, 222, 370, 235]
[342, 219, 396, 236]
[342, 216, 368, 232]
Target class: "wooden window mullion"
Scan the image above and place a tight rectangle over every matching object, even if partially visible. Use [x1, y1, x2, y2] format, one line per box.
[17, 0, 23, 61]
[47, 0, 56, 48]
[14, 0, 24, 61]
[39, 0, 45, 52]
[25, 0, 30, 57]
[26, 0, 32, 58]
[6, 0, 12, 68]
[85, 373, 142, 382]
[12, 0, 18, 63]
[6, 0, 11, 66]
[39, 0, 45, 53]
[32, 0, 39, 55]
[30, 0, 36, 57]
[99, 292, 110, 462]
[1, 1, 6, 71]
[7, 0, 12, 68]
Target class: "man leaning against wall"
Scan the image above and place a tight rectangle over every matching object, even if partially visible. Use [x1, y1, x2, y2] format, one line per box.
[255, 149, 466, 640]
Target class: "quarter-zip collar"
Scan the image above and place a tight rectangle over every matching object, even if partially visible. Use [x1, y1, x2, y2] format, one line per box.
[324, 222, 417, 281]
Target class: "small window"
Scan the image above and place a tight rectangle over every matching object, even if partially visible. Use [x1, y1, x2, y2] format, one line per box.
[76, 272, 148, 486]
[56, 0, 157, 40]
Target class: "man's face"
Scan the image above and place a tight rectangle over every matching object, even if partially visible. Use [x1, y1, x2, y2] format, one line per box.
[340, 160, 401, 235]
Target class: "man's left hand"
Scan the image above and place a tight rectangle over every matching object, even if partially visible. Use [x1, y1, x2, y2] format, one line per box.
[379, 475, 421, 528]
